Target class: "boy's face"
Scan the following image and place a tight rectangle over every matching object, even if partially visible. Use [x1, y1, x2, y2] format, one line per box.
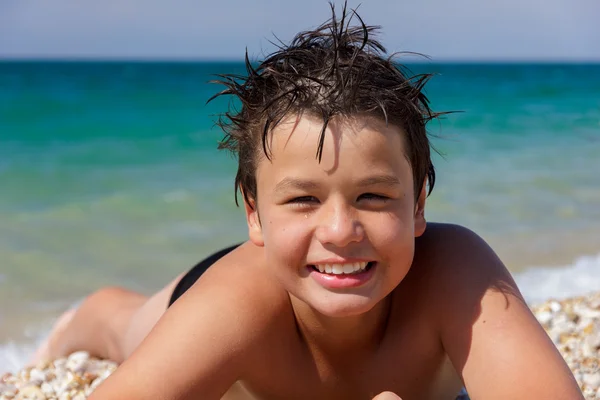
[245, 114, 426, 317]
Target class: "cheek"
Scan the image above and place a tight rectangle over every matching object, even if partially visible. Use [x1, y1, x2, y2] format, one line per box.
[368, 218, 409, 247]
[260, 212, 311, 262]
[365, 209, 416, 262]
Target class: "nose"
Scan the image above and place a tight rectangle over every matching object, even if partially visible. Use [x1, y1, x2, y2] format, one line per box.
[314, 199, 364, 247]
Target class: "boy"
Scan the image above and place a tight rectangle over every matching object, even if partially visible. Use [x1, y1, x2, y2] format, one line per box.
[33, 4, 582, 399]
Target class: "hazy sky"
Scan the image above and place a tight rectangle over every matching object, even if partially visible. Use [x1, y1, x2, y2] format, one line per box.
[1, 0, 599, 61]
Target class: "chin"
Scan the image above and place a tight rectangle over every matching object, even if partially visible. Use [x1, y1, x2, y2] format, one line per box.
[308, 293, 382, 318]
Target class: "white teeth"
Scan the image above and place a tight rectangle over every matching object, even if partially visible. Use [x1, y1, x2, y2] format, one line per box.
[314, 262, 369, 275]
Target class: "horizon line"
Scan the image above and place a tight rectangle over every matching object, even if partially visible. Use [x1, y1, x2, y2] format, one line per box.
[2, 56, 600, 65]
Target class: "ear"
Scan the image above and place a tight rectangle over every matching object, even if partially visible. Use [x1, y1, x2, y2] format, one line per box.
[414, 180, 427, 238]
[243, 195, 264, 247]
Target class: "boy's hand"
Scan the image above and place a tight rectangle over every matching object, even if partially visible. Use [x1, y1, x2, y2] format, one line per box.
[372, 391, 402, 400]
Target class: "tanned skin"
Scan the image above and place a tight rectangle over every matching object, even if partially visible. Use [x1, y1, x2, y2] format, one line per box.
[35, 116, 582, 400]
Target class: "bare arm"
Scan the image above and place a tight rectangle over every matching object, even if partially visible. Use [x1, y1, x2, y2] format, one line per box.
[88, 247, 281, 400]
[426, 224, 583, 399]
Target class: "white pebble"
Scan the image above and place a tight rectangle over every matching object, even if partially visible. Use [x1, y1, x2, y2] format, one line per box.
[583, 373, 600, 388]
[537, 311, 553, 325]
[14, 385, 45, 400]
[550, 301, 562, 313]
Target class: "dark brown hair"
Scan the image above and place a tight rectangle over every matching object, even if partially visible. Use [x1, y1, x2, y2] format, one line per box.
[210, 2, 442, 208]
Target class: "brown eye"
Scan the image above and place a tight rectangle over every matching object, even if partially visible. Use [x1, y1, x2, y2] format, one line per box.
[358, 193, 389, 202]
[287, 196, 320, 209]
[289, 196, 319, 203]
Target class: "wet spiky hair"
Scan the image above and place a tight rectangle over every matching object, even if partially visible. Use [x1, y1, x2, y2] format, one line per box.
[210, 2, 442, 207]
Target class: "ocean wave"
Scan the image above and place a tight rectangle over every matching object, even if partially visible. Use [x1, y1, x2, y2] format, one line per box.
[516, 251, 600, 305]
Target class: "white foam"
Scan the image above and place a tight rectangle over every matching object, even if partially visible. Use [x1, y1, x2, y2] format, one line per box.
[0, 300, 82, 373]
[0, 330, 48, 373]
[515, 252, 600, 305]
[0, 340, 37, 373]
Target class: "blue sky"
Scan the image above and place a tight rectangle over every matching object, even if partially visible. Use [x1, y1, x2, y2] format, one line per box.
[1, 0, 599, 61]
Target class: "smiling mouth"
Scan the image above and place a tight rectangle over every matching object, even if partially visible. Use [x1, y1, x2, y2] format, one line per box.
[309, 261, 376, 275]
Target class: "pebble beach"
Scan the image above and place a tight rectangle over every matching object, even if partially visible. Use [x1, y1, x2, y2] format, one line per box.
[531, 292, 600, 399]
[1, 292, 599, 399]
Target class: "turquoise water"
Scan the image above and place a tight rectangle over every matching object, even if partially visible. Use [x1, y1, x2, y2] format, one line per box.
[1, 61, 600, 369]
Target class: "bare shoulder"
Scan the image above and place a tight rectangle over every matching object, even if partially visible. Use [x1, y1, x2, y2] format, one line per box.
[407, 222, 518, 341]
[172, 241, 294, 358]
[411, 222, 527, 336]
[415, 222, 496, 263]
[408, 222, 513, 303]
[411, 223, 582, 398]
[185, 241, 291, 318]
[90, 242, 292, 400]
[412, 222, 511, 288]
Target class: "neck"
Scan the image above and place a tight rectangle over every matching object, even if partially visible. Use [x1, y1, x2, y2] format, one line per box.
[290, 293, 392, 359]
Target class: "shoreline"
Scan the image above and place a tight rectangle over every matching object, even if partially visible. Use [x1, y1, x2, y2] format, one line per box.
[2, 249, 599, 343]
[1, 292, 599, 399]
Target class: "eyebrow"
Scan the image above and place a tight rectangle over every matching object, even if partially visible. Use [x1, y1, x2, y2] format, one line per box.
[273, 175, 401, 193]
[356, 175, 401, 187]
[274, 177, 320, 193]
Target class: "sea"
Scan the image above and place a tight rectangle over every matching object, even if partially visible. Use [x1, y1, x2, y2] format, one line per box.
[1, 61, 599, 372]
